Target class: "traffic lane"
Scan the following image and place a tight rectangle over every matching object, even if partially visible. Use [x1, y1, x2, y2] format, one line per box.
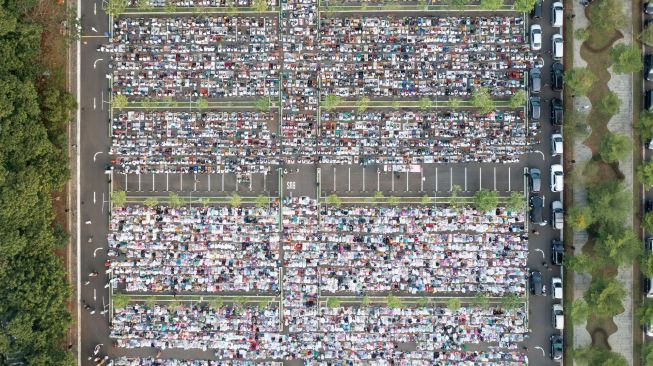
[81, 0, 110, 36]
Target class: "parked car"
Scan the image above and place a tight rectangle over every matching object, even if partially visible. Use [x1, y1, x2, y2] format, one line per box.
[646, 90, 653, 112]
[551, 200, 564, 230]
[530, 96, 541, 120]
[647, 322, 653, 337]
[647, 278, 653, 298]
[647, 237, 653, 251]
[551, 134, 563, 156]
[645, 55, 653, 81]
[530, 25, 542, 51]
[532, 0, 542, 18]
[550, 335, 563, 361]
[647, 200, 653, 212]
[531, 271, 543, 295]
[530, 195, 546, 226]
[550, 98, 563, 126]
[551, 239, 564, 265]
[529, 167, 541, 193]
[552, 304, 564, 330]
[646, 1, 653, 14]
[551, 2, 564, 27]
[551, 63, 564, 91]
[552, 277, 563, 300]
[552, 34, 563, 59]
[550, 164, 564, 192]
[530, 67, 541, 94]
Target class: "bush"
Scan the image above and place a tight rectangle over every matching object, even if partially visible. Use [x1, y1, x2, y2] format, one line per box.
[644, 211, 653, 234]
[255, 97, 270, 111]
[509, 90, 526, 109]
[386, 294, 403, 308]
[573, 345, 628, 366]
[111, 190, 127, 207]
[357, 97, 370, 113]
[252, 0, 268, 11]
[564, 253, 596, 274]
[638, 161, 653, 189]
[513, 0, 537, 12]
[637, 112, 653, 141]
[106, 0, 129, 16]
[641, 253, 653, 277]
[229, 193, 242, 208]
[326, 194, 342, 208]
[471, 87, 495, 114]
[569, 299, 589, 325]
[589, 0, 625, 34]
[143, 197, 159, 207]
[448, 97, 462, 108]
[255, 194, 269, 208]
[473, 189, 498, 212]
[447, 298, 461, 311]
[584, 277, 626, 317]
[419, 97, 431, 110]
[599, 132, 632, 163]
[642, 24, 653, 46]
[610, 43, 643, 74]
[506, 191, 525, 212]
[574, 28, 589, 41]
[564, 68, 597, 96]
[113, 294, 131, 309]
[595, 224, 641, 266]
[566, 206, 593, 231]
[168, 192, 183, 207]
[480, 0, 503, 10]
[597, 91, 621, 116]
[112, 94, 128, 109]
[587, 180, 631, 225]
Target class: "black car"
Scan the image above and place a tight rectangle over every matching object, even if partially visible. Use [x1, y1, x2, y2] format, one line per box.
[647, 1, 653, 14]
[550, 98, 563, 126]
[647, 200, 653, 213]
[531, 0, 542, 18]
[551, 62, 564, 91]
[531, 271, 543, 295]
[551, 239, 564, 265]
[647, 90, 653, 112]
[646, 55, 653, 82]
[550, 335, 563, 361]
[529, 194, 545, 226]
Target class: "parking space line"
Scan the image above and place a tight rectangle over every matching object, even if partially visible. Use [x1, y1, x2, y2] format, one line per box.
[420, 169, 424, 192]
[494, 167, 497, 191]
[125, 174, 128, 192]
[264, 172, 267, 191]
[377, 168, 380, 192]
[436, 168, 438, 192]
[406, 171, 409, 192]
[362, 168, 366, 192]
[236, 176, 239, 191]
[138, 174, 141, 191]
[166, 172, 169, 191]
[208, 174, 211, 191]
[249, 173, 253, 191]
[449, 167, 452, 191]
[348, 167, 350, 192]
[479, 167, 482, 190]
[222, 173, 225, 191]
[508, 167, 511, 192]
[152, 174, 155, 192]
[464, 167, 467, 191]
[194, 173, 197, 192]
[333, 167, 336, 192]
[179, 174, 183, 192]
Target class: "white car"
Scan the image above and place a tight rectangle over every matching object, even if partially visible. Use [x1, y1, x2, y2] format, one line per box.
[552, 304, 564, 330]
[647, 322, 653, 337]
[552, 34, 564, 59]
[551, 2, 564, 27]
[551, 277, 563, 300]
[530, 25, 542, 51]
[551, 134, 563, 156]
[551, 200, 564, 230]
[550, 164, 563, 192]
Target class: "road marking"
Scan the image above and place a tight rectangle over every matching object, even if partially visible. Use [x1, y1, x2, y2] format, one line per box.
[138, 173, 141, 191]
[93, 97, 96, 110]
[166, 172, 169, 191]
[180, 173, 183, 191]
[436, 168, 438, 192]
[236, 175, 239, 191]
[406, 171, 409, 192]
[479, 167, 482, 190]
[93, 288, 96, 302]
[333, 167, 336, 192]
[93, 58, 103, 69]
[194, 173, 197, 192]
[124, 174, 127, 191]
[464, 167, 467, 191]
[508, 167, 511, 192]
[362, 168, 366, 191]
[391, 167, 395, 191]
[348, 167, 350, 192]
[420, 168, 424, 192]
[263, 172, 267, 191]
[377, 169, 380, 192]
[93, 191, 96, 204]
[93, 247, 103, 258]
[494, 167, 497, 191]
[152, 174, 155, 191]
[94, 2, 96, 15]
[249, 173, 253, 191]
[91, 27, 98, 33]
[221, 173, 224, 191]
[208, 174, 211, 191]
[93, 151, 103, 161]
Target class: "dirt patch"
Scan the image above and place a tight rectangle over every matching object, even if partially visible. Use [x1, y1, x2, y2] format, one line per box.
[590, 327, 614, 349]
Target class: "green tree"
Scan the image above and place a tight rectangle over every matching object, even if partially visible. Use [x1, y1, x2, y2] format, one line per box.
[252, 0, 268, 11]
[229, 193, 242, 208]
[641, 253, 653, 277]
[416, 297, 429, 308]
[417, 0, 428, 10]
[573, 345, 628, 366]
[644, 343, 653, 366]
[361, 295, 371, 307]
[448, 185, 462, 208]
[564, 253, 595, 274]
[391, 99, 401, 110]
[445, 0, 469, 9]
[419, 97, 431, 111]
[326, 193, 342, 208]
[610, 43, 643, 74]
[357, 96, 370, 113]
[599, 132, 632, 163]
[584, 277, 626, 317]
[566, 206, 593, 231]
[564, 68, 597, 96]
[642, 24, 653, 46]
[372, 191, 385, 205]
[506, 191, 525, 212]
[569, 299, 589, 325]
[446, 298, 461, 312]
[255, 194, 269, 208]
[638, 161, 653, 189]
[473, 189, 498, 212]
[501, 293, 522, 310]
[595, 225, 641, 266]
[637, 112, 653, 141]
[143, 196, 159, 207]
[448, 97, 462, 108]
[471, 87, 495, 114]
[106, 0, 129, 16]
[112, 94, 129, 110]
[326, 297, 341, 308]
[638, 300, 653, 325]
[111, 190, 127, 207]
[513, 0, 537, 12]
[136, 0, 153, 10]
[597, 91, 621, 116]
[255, 97, 270, 111]
[196, 97, 208, 109]
[589, 0, 625, 34]
[113, 294, 131, 309]
[587, 180, 631, 225]
[387, 196, 399, 205]
[474, 293, 489, 309]
[574, 28, 589, 41]
[164, 0, 176, 12]
[198, 197, 211, 207]
[168, 192, 183, 207]
[323, 94, 342, 111]
[386, 294, 403, 309]
[644, 211, 653, 234]
[480, 0, 503, 10]
[209, 297, 225, 309]
[421, 194, 430, 205]
[509, 90, 526, 109]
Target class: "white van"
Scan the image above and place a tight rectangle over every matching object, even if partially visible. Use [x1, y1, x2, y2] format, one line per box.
[551, 277, 563, 300]
[552, 304, 564, 330]
[647, 278, 653, 298]
[550, 164, 564, 192]
[552, 34, 564, 60]
[551, 2, 564, 28]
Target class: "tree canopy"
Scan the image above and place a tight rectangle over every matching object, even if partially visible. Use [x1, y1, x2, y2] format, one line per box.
[564, 68, 597, 96]
[509, 90, 526, 109]
[597, 91, 621, 116]
[480, 0, 503, 10]
[513, 0, 537, 12]
[638, 161, 653, 189]
[599, 132, 632, 163]
[587, 180, 631, 225]
[471, 87, 495, 114]
[610, 43, 643, 74]
[566, 205, 593, 231]
[473, 189, 498, 212]
[636, 112, 653, 141]
[588, 0, 625, 35]
[573, 345, 628, 366]
[595, 224, 641, 266]
[584, 277, 626, 317]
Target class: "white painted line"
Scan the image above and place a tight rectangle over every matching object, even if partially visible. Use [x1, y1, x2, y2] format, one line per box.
[420, 169, 424, 192]
[494, 167, 497, 191]
[348, 167, 350, 192]
[124, 174, 127, 191]
[333, 167, 336, 192]
[436, 168, 438, 192]
[93, 191, 96, 204]
[508, 167, 511, 192]
[152, 174, 155, 191]
[93, 288, 96, 302]
[194, 173, 197, 192]
[138, 173, 141, 191]
[93, 247, 103, 258]
[236, 176, 239, 191]
[93, 151, 102, 161]
[179, 173, 183, 191]
[263, 172, 266, 191]
[166, 172, 169, 191]
[377, 169, 380, 192]
[406, 171, 409, 192]
[221, 173, 225, 191]
[362, 168, 366, 191]
[208, 174, 211, 192]
[479, 167, 482, 190]
[93, 58, 103, 69]
[464, 167, 467, 191]
[391, 167, 395, 191]
[93, 97, 96, 110]
[94, 2, 96, 15]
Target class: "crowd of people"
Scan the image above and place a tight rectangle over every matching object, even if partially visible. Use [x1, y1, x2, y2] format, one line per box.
[319, 16, 534, 98]
[112, 359, 278, 366]
[108, 205, 281, 293]
[127, 0, 277, 6]
[319, 110, 537, 165]
[102, 16, 280, 99]
[111, 110, 278, 175]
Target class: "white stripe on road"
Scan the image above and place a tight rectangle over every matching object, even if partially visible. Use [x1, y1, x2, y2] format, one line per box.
[508, 167, 511, 192]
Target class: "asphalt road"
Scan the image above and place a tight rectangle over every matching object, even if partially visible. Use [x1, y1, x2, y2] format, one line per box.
[77, 4, 565, 366]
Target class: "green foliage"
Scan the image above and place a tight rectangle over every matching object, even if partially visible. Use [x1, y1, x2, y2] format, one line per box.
[136, 0, 154, 10]
[143, 196, 159, 207]
[417, 0, 428, 10]
[574, 28, 589, 41]
[361, 295, 371, 307]
[638, 300, 653, 325]
[446, 298, 461, 311]
[473, 189, 498, 212]
[584, 277, 626, 317]
[323, 94, 342, 111]
[416, 297, 429, 308]
[569, 299, 589, 325]
[113, 294, 131, 309]
[448, 185, 462, 208]
[421, 194, 430, 205]
[255, 194, 269, 208]
[595, 224, 641, 266]
[564, 68, 597, 96]
[445, 0, 469, 9]
[448, 97, 462, 108]
[642, 253, 653, 277]
[564, 109, 590, 140]
[386, 294, 403, 309]
[509, 90, 526, 109]
[610, 43, 643, 74]
[209, 297, 225, 309]
[233, 296, 247, 309]
[257, 299, 269, 311]
[480, 0, 503, 10]
[643, 211, 653, 234]
[371, 191, 385, 205]
[198, 197, 210, 207]
[573, 345, 628, 366]
[637, 112, 653, 141]
[111, 190, 127, 207]
[167, 300, 181, 310]
[196, 97, 208, 110]
[564, 253, 596, 274]
[638, 161, 653, 189]
[387, 196, 399, 206]
[112, 94, 129, 110]
[106, 0, 129, 16]
[164, 0, 176, 12]
[357, 97, 370, 113]
[642, 24, 653, 46]
[326, 297, 341, 308]
[391, 99, 401, 110]
[229, 193, 242, 208]
[589, 0, 625, 35]
[419, 97, 431, 110]
[599, 132, 632, 163]
[513, 0, 537, 12]
[597, 91, 621, 116]
[587, 180, 631, 225]
[255, 97, 270, 111]
[644, 343, 653, 366]
[566, 206, 593, 231]
[326, 194, 342, 208]
[474, 293, 489, 309]
[500, 293, 522, 310]
[252, 0, 268, 11]
[505, 191, 525, 212]
[471, 87, 495, 114]
[168, 192, 183, 208]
